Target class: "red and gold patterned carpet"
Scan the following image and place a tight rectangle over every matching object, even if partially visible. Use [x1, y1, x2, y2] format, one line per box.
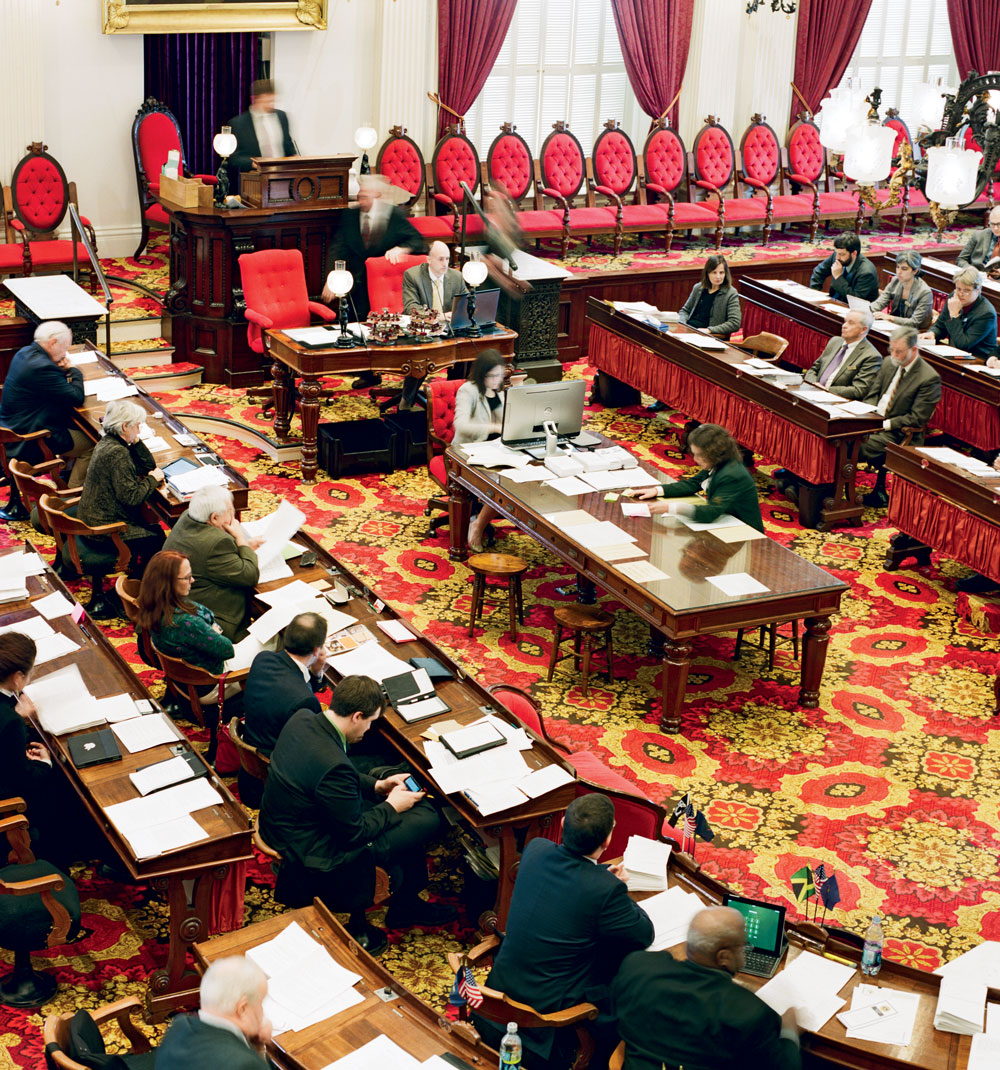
[2, 225, 999, 1064]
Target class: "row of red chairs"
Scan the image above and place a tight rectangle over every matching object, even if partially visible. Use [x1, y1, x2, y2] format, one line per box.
[379, 111, 996, 256]
[0, 143, 95, 279]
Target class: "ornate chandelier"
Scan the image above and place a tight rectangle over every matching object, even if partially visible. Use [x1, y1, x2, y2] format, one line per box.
[745, 0, 797, 12]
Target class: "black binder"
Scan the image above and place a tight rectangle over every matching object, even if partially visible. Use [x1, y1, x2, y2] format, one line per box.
[408, 656, 454, 681]
[67, 727, 122, 769]
[383, 671, 450, 722]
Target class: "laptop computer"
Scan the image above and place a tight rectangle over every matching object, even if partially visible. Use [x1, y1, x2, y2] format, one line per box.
[722, 892, 788, 978]
[451, 288, 501, 331]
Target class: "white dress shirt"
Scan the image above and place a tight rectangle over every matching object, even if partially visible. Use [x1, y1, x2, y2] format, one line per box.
[250, 107, 284, 159]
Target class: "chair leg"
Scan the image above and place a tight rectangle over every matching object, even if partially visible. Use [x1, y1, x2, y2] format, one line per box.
[604, 628, 615, 682]
[133, 224, 149, 259]
[767, 623, 778, 670]
[514, 575, 524, 623]
[734, 628, 745, 659]
[580, 635, 592, 697]
[791, 620, 800, 661]
[507, 579, 518, 642]
[468, 575, 485, 637]
[547, 623, 563, 682]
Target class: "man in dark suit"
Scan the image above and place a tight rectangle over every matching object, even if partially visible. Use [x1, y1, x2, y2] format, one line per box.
[477, 795, 654, 1066]
[920, 266, 998, 358]
[243, 611, 327, 756]
[957, 207, 1000, 272]
[162, 486, 262, 641]
[861, 324, 942, 507]
[155, 956, 271, 1069]
[0, 321, 93, 517]
[323, 174, 426, 387]
[227, 78, 296, 194]
[259, 674, 453, 955]
[612, 906, 802, 1070]
[809, 231, 879, 301]
[804, 308, 882, 399]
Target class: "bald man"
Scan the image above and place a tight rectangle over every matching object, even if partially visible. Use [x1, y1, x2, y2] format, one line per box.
[398, 241, 466, 408]
[612, 906, 801, 1070]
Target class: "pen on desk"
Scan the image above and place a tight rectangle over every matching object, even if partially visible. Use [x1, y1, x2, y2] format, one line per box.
[79, 622, 94, 642]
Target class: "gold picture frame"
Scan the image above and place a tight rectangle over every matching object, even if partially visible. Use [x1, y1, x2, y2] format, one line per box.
[102, 0, 327, 34]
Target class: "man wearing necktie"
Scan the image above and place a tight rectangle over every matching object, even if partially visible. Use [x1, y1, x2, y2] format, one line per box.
[803, 308, 882, 399]
[226, 79, 296, 195]
[957, 207, 1000, 273]
[859, 325, 942, 507]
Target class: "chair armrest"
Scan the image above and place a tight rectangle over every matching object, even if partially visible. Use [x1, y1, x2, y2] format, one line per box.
[592, 184, 623, 206]
[244, 308, 275, 330]
[0, 814, 34, 865]
[786, 173, 817, 190]
[900, 425, 924, 446]
[645, 184, 672, 202]
[78, 216, 93, 229]
[10, 219, 25, 234]
[0, 798, 27, 817]
[89, 996, 153, 1052]
[0, 869, 72, 945]
[541, 187, 569, 207]
[308, 301, 339, 322]
[193, 174, 218, 185]
[693, 179, 722, 194]
[742, 178, 768, 190]
[433, 193, 456, 207]
[110, 530, 132, 574]
[83, 519, 128, 537]
[7, 428, 50, 443]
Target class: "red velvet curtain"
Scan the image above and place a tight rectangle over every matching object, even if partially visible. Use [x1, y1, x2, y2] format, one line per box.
[947, 1, 1000, 81]
[789, 0, 873, 128]
[437, 0, 518, 138]
[610, 0, 695, 129]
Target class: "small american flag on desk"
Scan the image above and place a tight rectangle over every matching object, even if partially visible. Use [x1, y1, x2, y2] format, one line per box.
[682, 803, 698, 854]
[456, 963, 483, 1008]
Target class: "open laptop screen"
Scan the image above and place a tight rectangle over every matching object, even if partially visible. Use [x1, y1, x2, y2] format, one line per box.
[722, 893, 786, 953]
[451, 288, 501, 329]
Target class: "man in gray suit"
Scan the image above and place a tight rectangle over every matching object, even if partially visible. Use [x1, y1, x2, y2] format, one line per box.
[957, 207, 1000, 272]
[398, 241, 466, 409]
[860, 325, 942, 507]
[804, 308, 882, 399]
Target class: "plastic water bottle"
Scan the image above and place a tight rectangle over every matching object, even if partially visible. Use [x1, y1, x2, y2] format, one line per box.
[499, 1022, 522, 1067]
[861, 915, 884, 977]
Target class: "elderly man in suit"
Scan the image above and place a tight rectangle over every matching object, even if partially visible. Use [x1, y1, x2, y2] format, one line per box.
[613, 907, 801, 1070]
[476, 794, 654, 1067]
[156, 956, 271, 1069]
[323, 174, 426, 388]
[919, 266, 998, 358]
[809, 231, 879, 301]
[162, 485, 262, 640]
[227, 79, 296, 194]
[0, 321, 93, 517]
[860, 325, 942, 508]
[957, 206, 1000, 272]
[804, 308, 882, 399]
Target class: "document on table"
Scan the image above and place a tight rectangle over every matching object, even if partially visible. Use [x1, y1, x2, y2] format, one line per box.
[143, 435, 171, 454]
[546, 475, 593, 496]
[31, 590, 77, 619]
[497, 466, 552, 483]
[256, 555, 293, 584]
[569, 521, 639, 549]
[244, 500, 307, 568]
[934, 974, 987, 1034]
[322, 1035, 421, 1070]
[224, 634, 270, 673]
[836, 400, 878, 415]
[617, 560, 669, 583]
[707, 572, 770, 597]
[592, 542, 648, 562]
[124, 814, 209, 859]
[83, 377, 139, 401]
[621, 501, 650, 517]
[755, 951, 854, 1031]
[709, 522, 768, 543]
[105, 777, 223, 834]
[424, 738, 530, 794]
[935, 939, 1000, 988]
[129, 755, 197, 795]
[842, 983, 920, 1046]
[460, 442, 532, 468]
[517, 764, 575, 798]
[326, 644, 412, 683]
[547, 509, 599, 530]
[675, 333, 727, 350]
[920, 256, 958, 274]
[639, 885, 704, 951]
[921, 343, 970, 357]
[110, 711, 182, 753]
[25, 664, 105, 735]
[0, 614, 54, 641]
[67, 351, 99, 365]
[798, 387, 844, 404]
[579, 468, 661, 491]
[256, 579, 322, 606]
[0, 551, 46, 578]
[623, 835, 672, 891]
[33, 632, 79, 665]
[680, 513, 744, 532]
[169, 464, 231, 495]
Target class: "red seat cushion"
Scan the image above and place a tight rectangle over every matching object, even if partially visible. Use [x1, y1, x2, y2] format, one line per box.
[817, 192, 859, 214]
[458, 214, 487, 236]
[24, 241, 90, 266]
[145, 203, 170, 226]
[567, 206, 617, 229]
[429, 453, 446, 488]
[907, 189, 929, 207]
[621, 204, 670, 225]
[0, 244, 24, 270]
[672, 202, 719, 225]
[569, 750, 647, 796]
[769, 194, 817, 218]
[411, 215, 455, 239]
[490, 689, 545, 736]
[515, 209, 564, 233]
[720, 198, 768, 220]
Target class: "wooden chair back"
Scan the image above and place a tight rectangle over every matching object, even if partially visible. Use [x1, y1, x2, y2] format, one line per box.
[609, 1041, 625, 1070]
[9, 458, 75, 532]
[37, 494, 130, 576]
[151, 644, 222, 728]
[114, 575, 158, 667]
[228, 717, 272, 783]
[44, 997, 152, 1070]
[737, 331, 788, 362]
[252, 813, 282, 861]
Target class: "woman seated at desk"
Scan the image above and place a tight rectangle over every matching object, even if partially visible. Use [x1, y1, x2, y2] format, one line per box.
[630, 424, 764, 533]
[137, 551, 235, 678]
[870, 251, 933, 330]
[455, 350, 507, 553]
[78, 399, 165, 577]
[679, 255, 742, 340]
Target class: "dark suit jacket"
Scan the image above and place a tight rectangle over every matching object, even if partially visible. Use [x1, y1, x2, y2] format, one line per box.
[243, 649, 324, 756]
[957, 227, 999, 270]
[0, 692, 54, 829]
[329, 206, 426, 319]
[660, 457, 764, 532]
[0, 342, 84, 458]
[679, 283, 742, 339]
[259, 708, 399, 872]
[863, 355, 941, 432]
[483, 838, 653, 1060]
[401, 263, 466, 314]
[612, 951, 801, 1070]
[226, 108, 295, 192]
[804, 336, 882, 399]
[162, 511, 259, 640]
[809, 252, 879, 301]
[930, 293, 998, 357]
[155, 1013, 268, 1070]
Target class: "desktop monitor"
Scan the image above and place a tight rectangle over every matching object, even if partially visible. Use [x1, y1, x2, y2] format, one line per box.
[501, 381, 586, 449]
[451, 288, 500, 331]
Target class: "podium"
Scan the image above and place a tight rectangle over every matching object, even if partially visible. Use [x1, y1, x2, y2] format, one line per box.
[239, 154, 355, 211]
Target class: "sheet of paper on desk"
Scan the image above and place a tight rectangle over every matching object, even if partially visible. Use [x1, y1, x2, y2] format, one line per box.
[224, 633, 270, 673]
[424, 740, 530, 794]
[266, 945, 362, 1017]
[680, 513, 744, 532]
[623, 835, 672, 891]
[0, 552, 46, 577]
[707, 572, 770, 597]
[796, 288, 833, 303]
[170, 464, 231, 495]
[323, 1035, 422, 1070]
[265, 985, 364, 1036]
[568, 521, 638, 548]
[245, 500, 306, 567]
[32, 632, 79, 665]
[246, 920, 320, 977]
[498, 465, 552, 482]
[621, 501, 650, 517]
[111, 711, 182, 753]
[87, 378, 140, 402]
[640, 885, 704, 951]
[972, 364, 1000, 376]
[256, 556, 293, 584]
[460, 442, 531, 468]
[675, 333, 727, 349]
[142, 435, 171, 454]
[546, 475, 593, 496]
[921, 256, 957, 274]
[66, 351, 99, 365]
[129, 755, 196, 795]
[592, 542, 648, 561]
[124, 814, 210, 859]
[845, 983, 920, 1046]
[32, 590, 76, 619]
[518, 763, 575, 798]
[934, 974, 987, 1034]
[935, 939, 1000, 987]
[709, 522, 768, 543]
[483, 713, 533, 750]
[327, 644, 411, 683]
[547, 509, 598, 530]
[820, 303, 849, 316]
[106, 777, 222, 835]
[580, 468, 661, 491]
[464, 780, 531, 816]
[869, 319, 895, 334]
[755, 951, 853, 1030]
[921, 343, 970, 357]
[798, 387, 844, 404]
[173, 432, 200, 447]
[617, 560, 669, 583]
[836, 400, 878, 415]
[258, 579, 320, 606]
[0, 614, 54, 641]
[26, 664, 105, 735]
[0, 579, 30, 603]
[970, 1035, 1000, 1070]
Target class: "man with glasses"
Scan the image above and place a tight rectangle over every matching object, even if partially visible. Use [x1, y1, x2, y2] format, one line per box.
[613, 906, 801, 1070]
[919, 266, 998, 358]
[957, 207, 1000, 273]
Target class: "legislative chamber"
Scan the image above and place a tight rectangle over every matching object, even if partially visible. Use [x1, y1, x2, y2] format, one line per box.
[2, 1, 1000, 1068]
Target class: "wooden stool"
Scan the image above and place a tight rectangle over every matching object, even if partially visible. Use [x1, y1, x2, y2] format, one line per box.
[735, 620, 799, 669]
[547, 605, 616, 696]
[467, 553, 528, 641]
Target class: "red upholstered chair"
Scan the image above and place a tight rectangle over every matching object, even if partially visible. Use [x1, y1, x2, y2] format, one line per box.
[425, 377, 464, 536]
[484, 123, 566, 247]
[739, 115, 821, 243]
[591, 120, 668, 254]
[429, 124, 485, 241]
[784, 115, 863, 233]
[639, 121, 717, 253]
[2, 143, 95, 277]
[538, 121, 617, 257]
[131, 96, 216, 258]
[688, 117, 768, 248]
[0, 239, 26, 278]
[376, 125, 455, 242]
[366, 253, 426, 314]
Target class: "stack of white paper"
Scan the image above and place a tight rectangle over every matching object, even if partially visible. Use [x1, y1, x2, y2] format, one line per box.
[170, 464, 231, 495]
[31, 591, 76, 619]
[84, 377, 139, 401]
[676, 333, 727, 350]
[934, 975, 987, 1034]
[243, 500, 307, 569]
[579, 468, 661, 491]
[755, 951, 854, 1032]
[639, 885, 704, 951]
[0, 577, 28, 603]
[33, 632, 80, 665]
[327, 644, 411, 683]
[323, 1035, 421, 1070]
[94, 694, 144, 723]
[842, 982, 921, 1046]
[0, 552, 46, 578]
[110, 711, 181, 753]
[460, 442, 531, 468]
[935, 940, 1000, 988]
[129, 755, 197, 795]
[623, 835, 672, 891]
[921, 342, 969, 357]
[25, 664, 106, 735]
[104, 777, 221, 858]
[0, 615, 54, 641]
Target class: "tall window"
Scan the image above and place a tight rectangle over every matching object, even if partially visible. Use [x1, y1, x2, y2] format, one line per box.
[462, 0, 643, 165]
[836, 0, 958, 131]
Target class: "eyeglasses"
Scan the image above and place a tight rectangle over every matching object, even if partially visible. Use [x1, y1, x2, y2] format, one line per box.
[955, 286, 976, 297]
